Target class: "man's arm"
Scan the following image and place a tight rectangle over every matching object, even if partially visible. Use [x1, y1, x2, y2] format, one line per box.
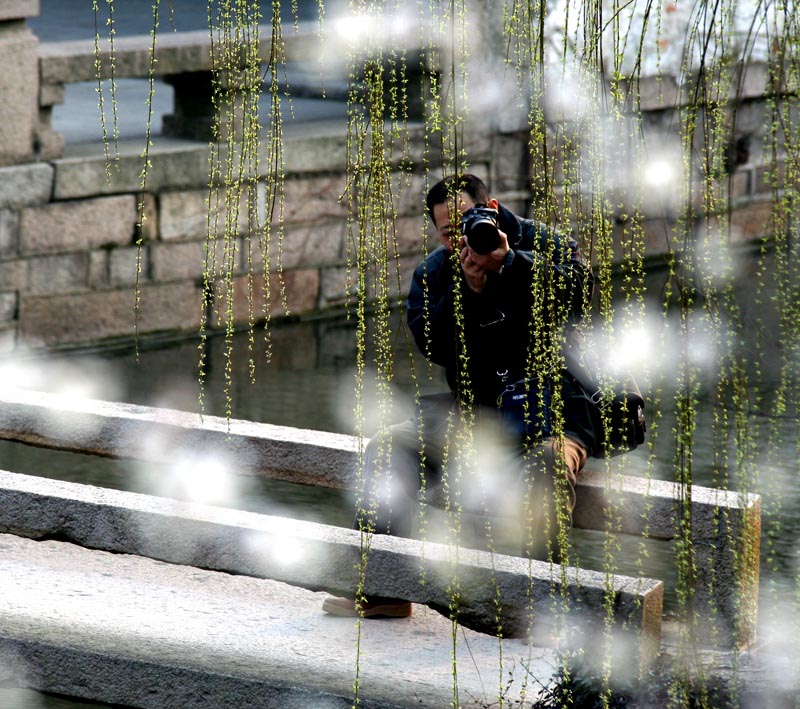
[406, 252, 457, 367]
[503, 223, 592, 324]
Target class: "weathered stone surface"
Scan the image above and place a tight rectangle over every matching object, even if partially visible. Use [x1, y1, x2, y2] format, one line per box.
[0, 163, 53, 208]
[87, 250, 108, 288]
[0, 210, 19, 257]
[393, 215, 426, 255]
[20, 195, 137, 255]
[275, 268, 320, 316]
[280, 129, 350, 173]
[18, 281, 201, 346]
[729, 197, 775, 242]
[731, 168, 753, 200]
[151, 237, 246, 283]
[0, 259, 27, 291]
[319, 265, 356, 306]
[159, 189, 209, 240]
[38, 24, 320, 85]
[150, 240, 208, 282]
[0, 472, 662, 647]
[38, 79, 64, 107]
[754, 159, 786, 195]
[0, 24, 38, 165]
[0, 1, 38, 21]
[88, 247, 144, 289]
[159, 188, 250, 241]
[39, 31, 214, 85]
[0, 389, 761, 647]
[215, 269, 321, 326]
[137, 192, 159, 243]
[277, 175, 349, 224]
[636, 75, 682, 111]
[318, 256, 416, 308]
[0, 292, 17, 322]
[573, 468, 761, 646]
[0, 531, 561, 709]
[27, 253, 87, 295]
[109, 245, 145, 286]
[0, 388, 360, 488]
[53, 142, 213, 199]
[266, 221, 345, 269]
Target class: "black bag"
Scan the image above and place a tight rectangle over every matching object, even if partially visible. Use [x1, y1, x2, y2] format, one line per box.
[584, 380, 646, 457]
[564, 349, 646, 457]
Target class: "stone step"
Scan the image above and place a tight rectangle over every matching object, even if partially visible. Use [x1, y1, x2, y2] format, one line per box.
[0, 469, 663, 648]
[0, 388, 759, 647]
[0, 532, 558, 708]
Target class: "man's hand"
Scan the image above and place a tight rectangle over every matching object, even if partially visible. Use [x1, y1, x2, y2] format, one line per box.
[458, 230, 510, 293]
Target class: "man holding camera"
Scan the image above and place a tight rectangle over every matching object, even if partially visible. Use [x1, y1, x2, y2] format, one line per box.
[323, 174, 598, 620]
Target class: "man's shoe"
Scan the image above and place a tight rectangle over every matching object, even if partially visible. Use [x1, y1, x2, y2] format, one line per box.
[322, 595, 412, 618]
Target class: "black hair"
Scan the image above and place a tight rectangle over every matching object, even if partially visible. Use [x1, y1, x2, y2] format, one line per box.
[425, 174, 491, 222]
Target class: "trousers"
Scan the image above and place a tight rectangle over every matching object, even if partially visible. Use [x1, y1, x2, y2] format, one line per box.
[354, 393, 588, 560]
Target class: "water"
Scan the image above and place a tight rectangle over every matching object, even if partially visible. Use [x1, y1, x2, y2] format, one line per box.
[0, 313, 436, 517]
[28, 1, 322, 41]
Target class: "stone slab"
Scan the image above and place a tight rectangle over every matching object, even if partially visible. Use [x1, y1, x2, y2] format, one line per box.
[0, 388, 761, 531]
[0, 24, 38, 166]
[0, 260, 27, 291]
[26, 252, 87, 295]
[159, 188, 250, 241]
[39, 24, 316, 85]
[0, 470, 663, 647]
[0, 389, 759, 645]
[19, 195, 137, 255]
[39, 22, 338, 85]
[53, 140, 213, 200]
[0, 163, 53, 209]
[573, 469, 761, 541]
[216, 270, 321, 326]
[0, 388, 360, 487]
[0, 532, 556, 708]
[0, 1, 38, 21]
[18, 281, 201, 346]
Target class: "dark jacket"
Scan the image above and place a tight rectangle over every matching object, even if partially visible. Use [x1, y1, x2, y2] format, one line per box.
[407, 202, 598, 453]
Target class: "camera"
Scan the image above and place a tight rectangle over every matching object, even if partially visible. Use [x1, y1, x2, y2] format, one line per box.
[460, 205, 501, 254]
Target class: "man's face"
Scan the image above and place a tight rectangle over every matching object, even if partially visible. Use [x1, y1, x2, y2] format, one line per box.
[432, 191, 476, 252]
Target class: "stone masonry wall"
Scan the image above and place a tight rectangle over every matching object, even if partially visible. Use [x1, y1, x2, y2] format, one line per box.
[0, 121, 501, 350]
[0, 2, 791, 351]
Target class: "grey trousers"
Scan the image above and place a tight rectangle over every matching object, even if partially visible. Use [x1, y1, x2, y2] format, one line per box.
[354, 394, 588, 560]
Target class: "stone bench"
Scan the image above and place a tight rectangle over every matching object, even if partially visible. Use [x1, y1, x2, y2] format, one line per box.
[0, 387, 760, 647]
[37, 22, 323, 155]
[0, 468, 662, 659]
[37, 21, 432, 157]
[0, 531, 570, 708]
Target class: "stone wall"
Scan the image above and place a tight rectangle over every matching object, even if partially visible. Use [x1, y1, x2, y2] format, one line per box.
[0, 1, 791, 351]
[0, 120, 510, 350]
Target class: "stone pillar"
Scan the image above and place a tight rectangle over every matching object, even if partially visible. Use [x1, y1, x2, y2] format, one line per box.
[0, 1, 40, 166]
[163, 69, 255, 142]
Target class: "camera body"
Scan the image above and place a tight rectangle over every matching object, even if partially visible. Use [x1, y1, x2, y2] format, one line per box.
[460, 205, 501, 254]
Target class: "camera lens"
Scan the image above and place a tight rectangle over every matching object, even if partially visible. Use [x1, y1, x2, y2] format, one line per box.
[465, 220, 501, 254]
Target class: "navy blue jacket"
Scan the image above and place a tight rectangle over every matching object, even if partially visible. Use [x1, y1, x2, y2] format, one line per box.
[407, 203, 598, 453]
